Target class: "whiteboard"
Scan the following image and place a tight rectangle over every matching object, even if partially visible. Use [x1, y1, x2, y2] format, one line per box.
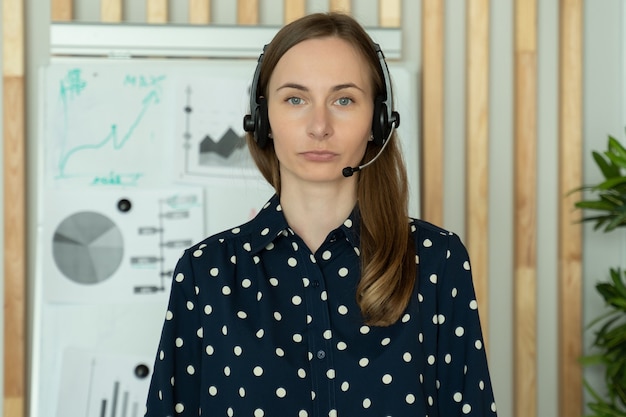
[31, 57, 420, 417]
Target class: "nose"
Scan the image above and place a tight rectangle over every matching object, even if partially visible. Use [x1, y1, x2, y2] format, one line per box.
[307, 104, 333, 139]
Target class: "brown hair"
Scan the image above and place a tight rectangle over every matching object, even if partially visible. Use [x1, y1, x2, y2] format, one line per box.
[246, 12, 415, 326]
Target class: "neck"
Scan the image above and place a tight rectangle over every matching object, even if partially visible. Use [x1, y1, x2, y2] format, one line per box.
[279, 182, 357, 253]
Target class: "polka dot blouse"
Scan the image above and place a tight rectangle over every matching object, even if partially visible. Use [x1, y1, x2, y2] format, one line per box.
[144, 194, 498, 416]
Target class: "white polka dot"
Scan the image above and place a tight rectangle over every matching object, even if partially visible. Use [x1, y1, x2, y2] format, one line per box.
[344, 219, 353, 227]
[462, 404, 472, 414]
[454, 392, 463, 402]
[427, 355, 435, 365]
[337, 341, 347, 350]
[360, 326, 370, 334]
[338, 305, 348, 315]
[341, 381, 350, 391]
[463, 260, 471, 270]
[428, 396, 434, 406]
[323, 330, 332, 339]
[206, 345, 214, 355]
[438, 314, 446, 324]
[186, 301, 194, 310]
[230, 255, 237, 264]
[274, 311, 282, 321]
[222, 286, 231, 295]
[254, 409, 264, 417]
[269, 278, 279, 286]
[475, 340, 483, 350]
[237, 311, 247, 319]
[193, 249, 203, 257]
[175, 273, 184, 282]
[253, 366, 264, 376]
[234, 346, 243, 356]
[256, 329, 265, 338]
[224, 366, 231, 376]
[302, 277, 310, 287]
[231, 227, 241, 234]
[298, 368, 307, 378]
[196, 327, 203, 337]
[276, 387, 287, 398]
[276, 347, 285, 357]
[299, 411, 308, 417]
[359, 358, 369, 367]
[293, 334, 303, 342]
[159, 350, 165, 360]
[382, 374, 392, 384]
[322, 250, 332, 260]
[381, 337, 391, 346]
[479, 380, 485, 390]
[175, 403, 184, 413]
[288, 257, 298, 267]
[261, 227, 270, 236]
[423, 239, 433, 247]
[452, 288, 458, 297]
[209, 267, 219, 277]
[239, 387, 246, 397]
[402, 313, 411, 323]
[403, 352, 412, 362]
[320, 291, 328, 301]
[363, 398, 372, 408]
[243, 242, 251, 251]
[326, 369, 336, 379]
[306, 315, 312, 324]
[204, 305, 212, 315]
[405, 394, 415, 404]
[292, 242, 299, 251]
[418, 333, 424, 343]
[292, 295, 302, 305]
[455, 326, 465, 337]
[175, 337, 183, 347]
[470, 300, 478, 310]
[222, 325, 228, 335]
[165, 310, 173, 320]
[329, 410, 337, 417]
[491, 402, 497, 412]
[445, 353, 452, 363]
[209, 386, 218, 396]
[187, 365, 195, 375]
[429, 274, 438, 284]
[242, 278, 252, 288]
[338, 267, 349, 277]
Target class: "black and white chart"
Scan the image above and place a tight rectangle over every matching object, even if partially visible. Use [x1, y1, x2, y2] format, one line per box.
[42, 187, 205, 304]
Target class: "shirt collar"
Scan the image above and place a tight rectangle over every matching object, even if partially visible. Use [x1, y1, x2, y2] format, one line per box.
[248, 194, 362, 254]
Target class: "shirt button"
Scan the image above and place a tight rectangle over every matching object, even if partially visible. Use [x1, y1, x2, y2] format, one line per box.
[312, 280, 320, 288]
[316, 350, 326, 359]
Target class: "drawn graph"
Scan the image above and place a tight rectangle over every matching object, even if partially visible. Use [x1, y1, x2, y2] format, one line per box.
[43, 187, 205, 303]
[56, 348, 153, 417]
[44, 64, 172, 187]
[175, 71, 259, 181]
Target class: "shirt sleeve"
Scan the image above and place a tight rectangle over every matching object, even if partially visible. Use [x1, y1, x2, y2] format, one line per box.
[435, 233, 498, 416]
[145, 249, 203, 416]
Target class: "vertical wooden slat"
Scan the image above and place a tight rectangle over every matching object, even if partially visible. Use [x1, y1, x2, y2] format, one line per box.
[238, 0, 259, 25]
[189, 0, 211, 24]
[3, 0, 26, 416]
[514, 0, 537, 416]
[379, 0, 401, 28]
[465, 0, 490, 344]
[51, 0, 72, 21]
[421, 0, 445, 226]
[284, 0, 305, 24]
[330, 0, 350, 13]
[146, 0, 168, 23]
[101, 0, 123, 22]
[558, 0, 583, 416]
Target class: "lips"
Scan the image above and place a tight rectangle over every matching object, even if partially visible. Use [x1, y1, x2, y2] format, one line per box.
[300, 150, 338, 162]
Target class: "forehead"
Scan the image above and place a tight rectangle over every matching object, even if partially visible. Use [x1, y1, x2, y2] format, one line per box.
[269, 37, 373, 90]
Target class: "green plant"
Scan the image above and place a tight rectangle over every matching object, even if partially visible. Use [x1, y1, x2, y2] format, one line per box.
[575, 135, 626, 417]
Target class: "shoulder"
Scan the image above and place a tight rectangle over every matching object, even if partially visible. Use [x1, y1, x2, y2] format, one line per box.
[409, 218, 466, 250]
[409, 218, 471, 274]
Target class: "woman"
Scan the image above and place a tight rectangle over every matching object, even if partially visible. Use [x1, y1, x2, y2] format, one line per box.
[145, 12, 498, 417]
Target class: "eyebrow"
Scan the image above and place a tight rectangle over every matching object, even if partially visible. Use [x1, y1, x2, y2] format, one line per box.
[275, 82, 366, 93]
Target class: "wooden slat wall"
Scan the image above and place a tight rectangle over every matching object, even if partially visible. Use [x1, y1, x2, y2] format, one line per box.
[513, 1, 538, 416]
[5, 1, 583, 417]
[421, 0, 444, 227]
[465, 0, 490, 342]
[558, 0, 583, 416]
[2, 0, 26, 415]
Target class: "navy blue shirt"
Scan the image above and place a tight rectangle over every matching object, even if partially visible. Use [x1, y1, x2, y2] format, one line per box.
[145, 194, 498, 416]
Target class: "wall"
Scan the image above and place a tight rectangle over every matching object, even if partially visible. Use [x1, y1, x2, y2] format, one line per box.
[0, 0, 623, 416]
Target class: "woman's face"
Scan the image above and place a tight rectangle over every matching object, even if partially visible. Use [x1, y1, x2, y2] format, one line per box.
[266, 36, 374, 188]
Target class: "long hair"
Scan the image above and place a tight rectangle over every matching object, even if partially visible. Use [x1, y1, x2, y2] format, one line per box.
[246, 12, 415, 326]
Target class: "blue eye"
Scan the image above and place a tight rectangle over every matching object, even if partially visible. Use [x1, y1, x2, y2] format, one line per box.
[336, 97, 353, 106]
[287, 97, 303, 105]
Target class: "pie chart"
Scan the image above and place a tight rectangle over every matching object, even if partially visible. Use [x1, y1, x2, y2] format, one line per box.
[52, 211, 124, 284]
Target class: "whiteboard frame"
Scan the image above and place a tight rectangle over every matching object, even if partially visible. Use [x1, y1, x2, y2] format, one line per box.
[50, 23, 402, 59]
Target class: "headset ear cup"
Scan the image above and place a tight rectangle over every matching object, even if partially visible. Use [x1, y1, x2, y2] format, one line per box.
[255, 97, 270, 148]
[372, 96, 388, 146]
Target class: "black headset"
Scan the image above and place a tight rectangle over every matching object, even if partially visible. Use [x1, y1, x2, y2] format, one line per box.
[242, 43, 400, 149]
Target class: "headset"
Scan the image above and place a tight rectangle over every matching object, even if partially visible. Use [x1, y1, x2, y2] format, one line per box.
[242, 43, 400, 149]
